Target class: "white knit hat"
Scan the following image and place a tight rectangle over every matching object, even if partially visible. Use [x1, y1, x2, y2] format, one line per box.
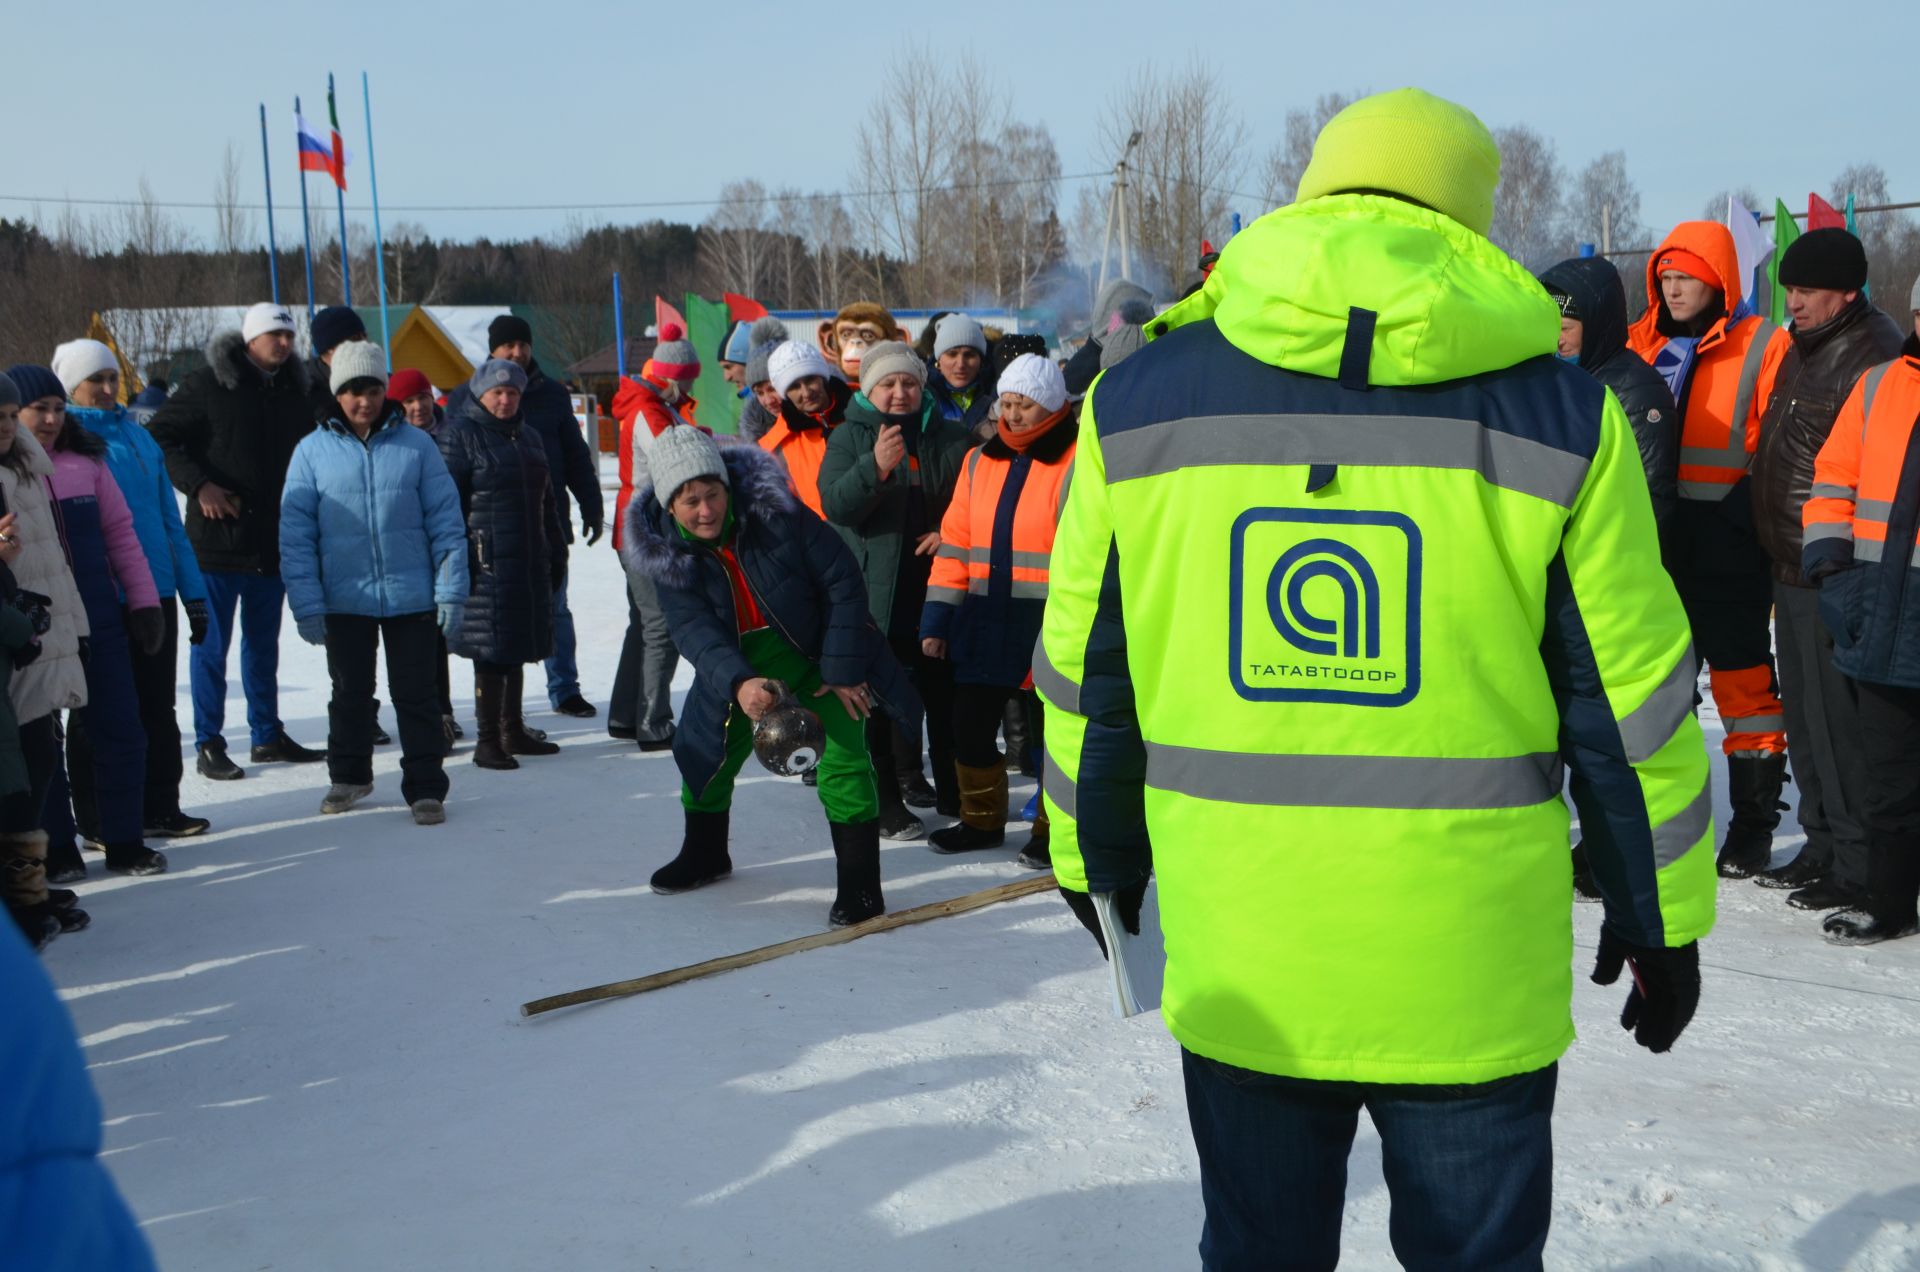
[933, 313, 987, 358]
[50, 339, 120, 393]
[328, 341, 390, 393]
[768, 340, 834, 397]
[997, 353, 1067, 413]
[242, 302, 296, 342]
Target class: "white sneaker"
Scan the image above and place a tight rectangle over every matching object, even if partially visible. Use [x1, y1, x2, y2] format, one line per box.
[319, 783, 374, 815]
[410, 799, 446, 826]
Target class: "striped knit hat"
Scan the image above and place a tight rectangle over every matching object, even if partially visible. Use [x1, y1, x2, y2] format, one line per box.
[646, 323, 701, 384]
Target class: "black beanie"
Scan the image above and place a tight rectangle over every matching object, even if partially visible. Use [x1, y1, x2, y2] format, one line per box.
[488, 313, 534, 351]
[1778, 228, 1869, 293]
[311, 305, 366, 356]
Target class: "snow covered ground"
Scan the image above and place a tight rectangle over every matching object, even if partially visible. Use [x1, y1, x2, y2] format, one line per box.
[42, 478, 1920, 1271]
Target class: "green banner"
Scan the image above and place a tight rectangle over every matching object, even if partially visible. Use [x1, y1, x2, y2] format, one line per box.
[683, 293, 744, 435]
[1769, 198, 1800, 326]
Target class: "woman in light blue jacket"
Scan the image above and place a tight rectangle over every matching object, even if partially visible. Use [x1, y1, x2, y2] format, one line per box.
[53, 340, 212, 840]
[279, 344, 468, 825]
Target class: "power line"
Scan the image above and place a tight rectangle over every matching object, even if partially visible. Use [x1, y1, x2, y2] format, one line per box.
[0, 171, 1111, 217]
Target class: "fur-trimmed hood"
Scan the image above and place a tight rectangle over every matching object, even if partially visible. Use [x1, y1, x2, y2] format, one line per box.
[621, 443, 798, 590]
[206, 328, 310, 394]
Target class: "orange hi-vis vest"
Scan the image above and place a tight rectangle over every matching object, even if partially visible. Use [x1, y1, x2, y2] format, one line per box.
[1628, 222, 1789, 503]
[758, 419, 831, 517]
[928, 441, 1076, 608]
[1806, 351, 1920, 566]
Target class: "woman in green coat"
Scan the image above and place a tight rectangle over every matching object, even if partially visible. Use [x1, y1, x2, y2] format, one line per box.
[818, 341, 974, 839]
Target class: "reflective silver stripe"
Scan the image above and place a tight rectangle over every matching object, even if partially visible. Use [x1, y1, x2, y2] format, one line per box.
[1804, 521, 1855, 544]
[1031, 642, 1082, 714]
[1143, 743, 1561, 810]
[1722, 713, 1786, 734]
[1057, 459, 1075, 521]
[1680, 446, 1750, 467]
[1678, 479, 1730, 501]
[1860, 360, 1897, 426]
[967, 547, 1051, 570]
[1652, 780, 1714, 868]
[936, 543, 968, 561]
[1043, 747, 1078, 820]
[966, 579, 1051, 599]
[1725, 320, 1778, 463]
[1616, 647, 1700, 766]
[1857, 498, 1893, 523]
[1100, 414, 1591, 507]
[1857, 539, 1885, 562]
[1810, 482, 1856, 501]
[927, 586, 966, 605]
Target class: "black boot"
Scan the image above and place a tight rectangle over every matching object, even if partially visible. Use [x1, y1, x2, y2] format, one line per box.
[104, 842, 168, 876]
[1755, 846, 1829, 891]
[898, 770, 938, 809]
[929, 761, 1008, 854]
[196, 740, 246, 781]
[828, 819, 885, 926]
[502, 667, 561, 756]
[251, 731, 326, 764]
[471, 671, 517, 770]
[1787, 876, 1866, 911]
[651, 810, 732, 894]
[1002, 700, 1035, 777]
[1823, 843, 1920, 944]
[45, 836, 87, 885]
[1716, 753, 1788, 879]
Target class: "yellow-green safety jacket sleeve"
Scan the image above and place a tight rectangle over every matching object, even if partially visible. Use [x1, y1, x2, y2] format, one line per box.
[1035, 375, 1150, 895]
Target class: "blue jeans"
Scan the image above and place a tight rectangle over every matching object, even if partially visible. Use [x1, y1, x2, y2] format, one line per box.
[544, 577, 580, 706]
[1181, 1050, 1555, 1271]
[192, 571, 287, 748]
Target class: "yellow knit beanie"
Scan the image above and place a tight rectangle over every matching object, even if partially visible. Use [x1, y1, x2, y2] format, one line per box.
[1295, 88, 1501, 237]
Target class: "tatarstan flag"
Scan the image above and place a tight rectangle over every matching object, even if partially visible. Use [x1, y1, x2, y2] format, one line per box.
[325, 78, 347, 191]
[1769, 198, 1800, 326]
[684, 293, 742, 435]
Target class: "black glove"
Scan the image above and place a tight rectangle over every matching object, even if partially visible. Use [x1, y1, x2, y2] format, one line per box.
[1591, 926, 1700, 1054]
[184, 597, 210, 646]
[583, 521, 604, 547]
[1059, 877, 1149, 961]
[8, 588, 52, 638]
[127, 606, 165, 657]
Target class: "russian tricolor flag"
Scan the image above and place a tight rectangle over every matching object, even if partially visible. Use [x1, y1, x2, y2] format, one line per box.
[296, 104, 348, 190]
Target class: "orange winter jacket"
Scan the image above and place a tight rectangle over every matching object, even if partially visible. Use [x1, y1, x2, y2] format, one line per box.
[1805, 345, 1920, 568]
[611, 374, 697, 550]
[757, 379, 851, 518]
[1628, 221, 1789, 503]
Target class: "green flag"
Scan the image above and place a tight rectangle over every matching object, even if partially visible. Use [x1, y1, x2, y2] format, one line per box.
[1844, 193, 1870, 299]
[683, 294, 743, 436]
[1769, 198, 1800, 326]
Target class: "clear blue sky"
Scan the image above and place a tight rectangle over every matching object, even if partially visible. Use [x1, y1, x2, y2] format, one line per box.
[2, 0, 1915, 255]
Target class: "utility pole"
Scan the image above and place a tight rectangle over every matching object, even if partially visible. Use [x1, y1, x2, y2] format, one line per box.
[1096, 130, 1145, 300]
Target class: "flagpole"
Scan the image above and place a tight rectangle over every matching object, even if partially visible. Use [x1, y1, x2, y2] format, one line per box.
[258, 104, 281, 304]
[329, 73, 352, 305]
[295, 97, 317, 322]
[612, 272, 627, 379]
[362, 71, 391, 366]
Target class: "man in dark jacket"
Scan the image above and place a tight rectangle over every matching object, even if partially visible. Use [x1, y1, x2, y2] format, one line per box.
[444, 315, 604, 718]
[303, 305, 367, 419]
[1749, 228, 1906, 909]
[148, 303, 325, 780]
[1540, 256, 1680, 525]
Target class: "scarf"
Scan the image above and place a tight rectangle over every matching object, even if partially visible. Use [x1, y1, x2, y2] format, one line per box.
[997, 405, 1070, 454]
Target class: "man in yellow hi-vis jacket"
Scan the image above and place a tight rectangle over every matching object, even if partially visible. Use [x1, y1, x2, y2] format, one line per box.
[1036, 89, 1717, 1270]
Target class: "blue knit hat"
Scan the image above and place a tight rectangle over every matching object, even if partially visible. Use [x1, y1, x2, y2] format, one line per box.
[468, 358, 528, 398]
[2, 365, 65, 406]
[311, 306, 366, 356]
[720, 318, 754, 365]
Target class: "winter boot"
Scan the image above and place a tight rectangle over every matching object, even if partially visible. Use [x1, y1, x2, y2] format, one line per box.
[651, 810, 732, 894]
[1787, 876, 1866, 912]
[931, 755, 961, 819]
[471, 671, 518, 770]
[1821, 844, 1920, 944]
[45, 835, 87, 885]
[502, 667, 561, 756]
[898, 770, 938, 809]
[2, 831, 51, 918]
[410, 799, 446, 826]
[1003, 700, 1035, 777]
[1569, 840, 1602, 902]
[828, 819, 885, 927]
[104, 842, 167, 876]
[196, 740, 246, 781]
[1716, 752, 1789, 879]
[1755, 845, 1830, 891]
[1016, 804, 1052, 870]
[7, 900, 59, 951]
[251, 731, 326, 764]
[930, 761, 1008, 854]
[319, 783, 375, 815]
[145, 810, 211, 838]
[892, 720, 935, 808]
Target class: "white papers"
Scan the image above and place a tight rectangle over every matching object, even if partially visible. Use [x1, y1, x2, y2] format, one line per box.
[1092, 880, 1164, 1020]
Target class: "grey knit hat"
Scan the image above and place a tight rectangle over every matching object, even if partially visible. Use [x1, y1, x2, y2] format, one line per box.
[932, 313, 987, 358]
[651, 424, 729, 508]
[469, 357, 529, 398]
[858, 341, 925, 390]
[329, 341, 390, 393]
[1100, 323, 1147, 369]
[0, 372, 18, 410]
[744, 316, 790, 388]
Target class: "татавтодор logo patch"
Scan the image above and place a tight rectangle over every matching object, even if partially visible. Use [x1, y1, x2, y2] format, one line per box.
[1229, 508, 1421, 707]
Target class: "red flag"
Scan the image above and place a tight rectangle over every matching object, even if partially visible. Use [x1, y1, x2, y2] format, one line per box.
[723, 293, 769, 322]
[655, 295, 687, 336]
[1807, 193, 1845, 230]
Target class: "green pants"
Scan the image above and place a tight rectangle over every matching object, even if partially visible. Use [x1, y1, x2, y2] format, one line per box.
[683, 627, 880, 823]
